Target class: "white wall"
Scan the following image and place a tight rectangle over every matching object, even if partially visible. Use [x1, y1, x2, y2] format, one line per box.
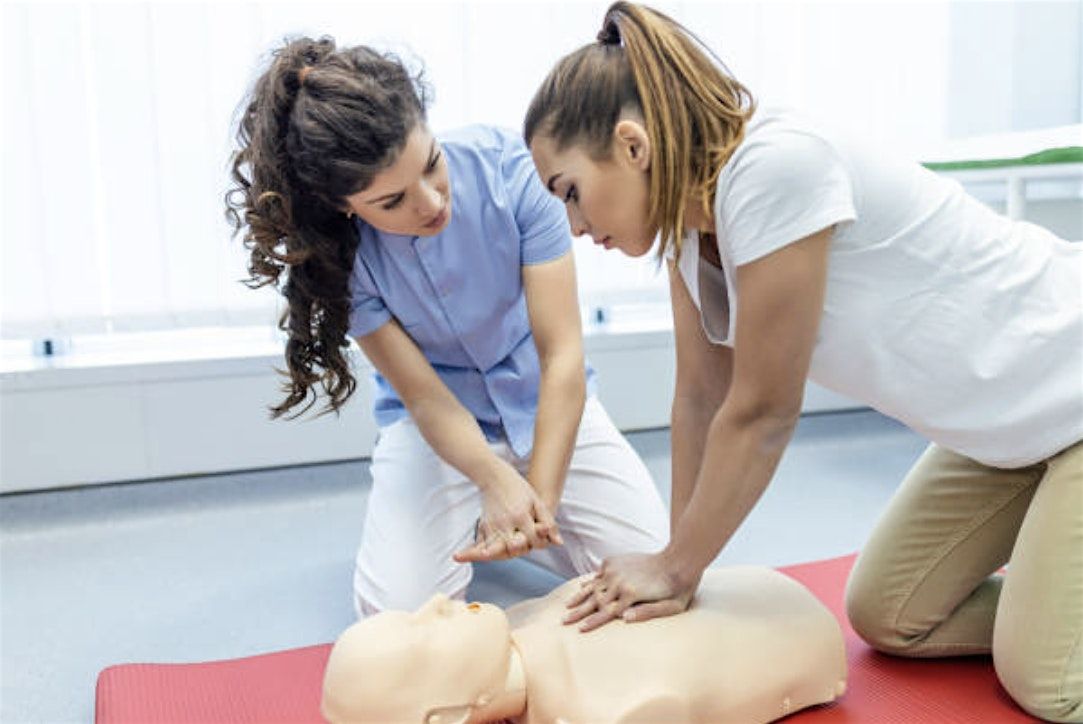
[0, 326, 862, 493]
[2, 1, 1080, 492]
[947, 1, 1082, 136]
[0, 0, 966, 339]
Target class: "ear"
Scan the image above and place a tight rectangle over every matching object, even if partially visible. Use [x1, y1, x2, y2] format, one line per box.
[613, 119, 651, 172]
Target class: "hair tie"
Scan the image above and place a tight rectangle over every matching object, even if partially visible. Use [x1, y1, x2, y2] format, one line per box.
[597, 20, 621, 46]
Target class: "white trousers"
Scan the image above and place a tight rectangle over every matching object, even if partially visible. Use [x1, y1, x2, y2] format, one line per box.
[352, 397, 669, 616]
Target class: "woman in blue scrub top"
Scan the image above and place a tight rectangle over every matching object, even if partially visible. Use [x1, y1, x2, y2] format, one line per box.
[227, 37, 668, 615]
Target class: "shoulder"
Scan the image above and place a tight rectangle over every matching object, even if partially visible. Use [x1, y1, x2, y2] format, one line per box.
[439, 125, 526, 164]
[723, 108, 846, 189]
[440, 125, 535, 199]
[715, 108, 855, 252]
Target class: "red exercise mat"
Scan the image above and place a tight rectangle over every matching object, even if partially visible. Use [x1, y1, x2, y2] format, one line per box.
[777, 555, 1035, 723]
[96, 643, 329, 723]
[96, 554, 1037, 723]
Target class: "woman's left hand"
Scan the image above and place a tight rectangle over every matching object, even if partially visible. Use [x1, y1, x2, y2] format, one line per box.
[562, 552, 701, 632]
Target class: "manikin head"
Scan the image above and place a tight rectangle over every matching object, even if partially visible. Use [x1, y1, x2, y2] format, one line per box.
[524, 1, 755, 261]
[321, 595, 515, 724]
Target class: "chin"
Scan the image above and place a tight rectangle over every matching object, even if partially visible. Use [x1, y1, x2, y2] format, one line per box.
[417, 208, 452, 237]
[622, 239, 655, 258]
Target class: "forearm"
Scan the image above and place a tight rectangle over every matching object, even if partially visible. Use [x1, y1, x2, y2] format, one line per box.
[527, 352, 586, 510]
[663, 403, 798, 585]
[408, 394, 512, 490]
[668, 394, 720, 534]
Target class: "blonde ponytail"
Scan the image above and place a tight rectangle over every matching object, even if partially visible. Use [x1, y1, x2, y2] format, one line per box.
[525, 2, 755, 259]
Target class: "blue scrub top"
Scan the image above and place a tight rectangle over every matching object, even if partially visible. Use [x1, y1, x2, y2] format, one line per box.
[347, 125, 597, 457]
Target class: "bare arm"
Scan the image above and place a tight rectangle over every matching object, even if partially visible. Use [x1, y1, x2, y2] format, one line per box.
[522, 252, 587, 512]
[356, 320, 557, 557]
[565, 226, 833, 630]
[667, 260, 732, 534]
[356, 322, 517, 485]
[664, 226, 833, 585]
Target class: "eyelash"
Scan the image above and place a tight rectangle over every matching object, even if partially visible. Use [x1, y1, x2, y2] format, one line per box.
[563, 185, 578, 204]
[381, 150, 442, 210]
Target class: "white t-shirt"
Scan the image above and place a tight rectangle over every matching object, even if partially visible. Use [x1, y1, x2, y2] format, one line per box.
[675, 107, 1083, 468]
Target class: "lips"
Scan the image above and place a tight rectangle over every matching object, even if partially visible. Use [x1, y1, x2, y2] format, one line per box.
[594, 235, 613, 249]
[423, 207, 448, 229]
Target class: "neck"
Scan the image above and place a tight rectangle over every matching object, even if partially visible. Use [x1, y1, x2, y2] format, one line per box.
[684, 194, 716, 234]
[469, 644, 526, 722]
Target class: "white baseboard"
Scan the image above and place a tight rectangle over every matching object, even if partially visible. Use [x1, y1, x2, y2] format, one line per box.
[0, 327, 860, 493]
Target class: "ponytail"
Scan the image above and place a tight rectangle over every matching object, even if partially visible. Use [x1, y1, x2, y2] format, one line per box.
[525, 2, 754, 259]
[226, 36, 428, 418]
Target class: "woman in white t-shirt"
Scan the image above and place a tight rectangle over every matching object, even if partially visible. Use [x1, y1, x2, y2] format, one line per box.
[525, 3, 1082, 721]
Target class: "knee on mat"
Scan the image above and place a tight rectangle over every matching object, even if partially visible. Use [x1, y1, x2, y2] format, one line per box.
[994, 651, 1083, 723]
[845, 583, 925, 656]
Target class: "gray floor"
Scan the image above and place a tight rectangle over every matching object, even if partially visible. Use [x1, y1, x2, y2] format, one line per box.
[0, 409, 927, 724]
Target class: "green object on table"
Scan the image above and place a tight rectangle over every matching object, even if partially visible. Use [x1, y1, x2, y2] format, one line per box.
[923, 146, 1083, 171]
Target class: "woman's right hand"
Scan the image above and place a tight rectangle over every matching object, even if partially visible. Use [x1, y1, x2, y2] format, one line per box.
[453, 463, 562, 563]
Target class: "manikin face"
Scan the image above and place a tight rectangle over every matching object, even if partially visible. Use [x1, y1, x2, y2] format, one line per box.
[344, 124, 452, 237]
[529, 120, 655, 257]
[321, 594, 512, 724]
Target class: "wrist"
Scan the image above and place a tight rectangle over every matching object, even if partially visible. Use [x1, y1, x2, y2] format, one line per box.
[538, 490, 561, 514]
[471, 456, 514, 492]
[527, 473, 560, 508]
[659, 544, 704, 591]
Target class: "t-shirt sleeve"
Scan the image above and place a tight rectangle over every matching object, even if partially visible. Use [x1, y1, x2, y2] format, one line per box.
[717, 131, 856, 266]
[500, 132, 573, 265]
[347, 252, 392, 338]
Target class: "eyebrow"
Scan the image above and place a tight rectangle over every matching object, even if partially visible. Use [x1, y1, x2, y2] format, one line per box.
[365, 139, 438, 205]
[546, 173, 562, 193]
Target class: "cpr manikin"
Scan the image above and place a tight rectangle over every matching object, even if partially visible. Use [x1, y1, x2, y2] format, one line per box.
[321, 566, 847, 723]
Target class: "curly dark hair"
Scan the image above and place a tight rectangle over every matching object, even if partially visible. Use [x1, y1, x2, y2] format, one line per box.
[225, 36, 429, 419]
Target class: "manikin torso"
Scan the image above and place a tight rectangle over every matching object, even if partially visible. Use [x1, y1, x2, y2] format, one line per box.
[320, 566, 846, 724]
[506, 566, 847, 724]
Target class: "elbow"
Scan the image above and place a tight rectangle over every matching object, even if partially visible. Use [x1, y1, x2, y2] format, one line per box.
[671, 389, 724, 428]
[540, 350, 586, 395]
[718, 397, 802, 452]
[567, 371, 588, 406]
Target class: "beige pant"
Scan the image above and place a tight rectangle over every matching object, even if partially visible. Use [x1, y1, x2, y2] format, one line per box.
[846, 440, 1083, 722]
